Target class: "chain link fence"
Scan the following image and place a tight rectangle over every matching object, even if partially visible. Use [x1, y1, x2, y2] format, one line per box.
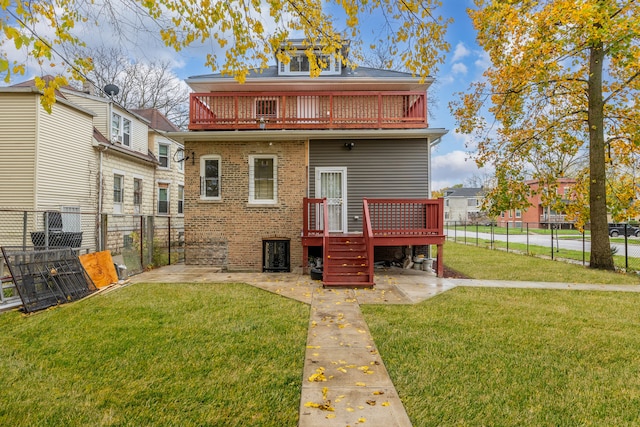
[0, 209, 185, 280]
[445, 221, 640, 273]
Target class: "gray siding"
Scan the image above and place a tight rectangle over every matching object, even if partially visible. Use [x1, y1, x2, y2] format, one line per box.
[309, 139, 429, 232]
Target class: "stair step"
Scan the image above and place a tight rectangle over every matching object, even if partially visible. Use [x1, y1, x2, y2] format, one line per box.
[324, 274, 372, 283]
[323, 281, 374, 288]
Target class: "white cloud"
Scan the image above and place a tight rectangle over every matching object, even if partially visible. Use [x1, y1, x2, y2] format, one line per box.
[474, 50, 491, 72]
[451, 62, 468, 75]
[431, 149, 491, 191]
[452, 42, 471, 62]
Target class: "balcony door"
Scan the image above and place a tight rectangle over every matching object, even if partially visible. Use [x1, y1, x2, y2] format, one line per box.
[316, 167, 347, 233]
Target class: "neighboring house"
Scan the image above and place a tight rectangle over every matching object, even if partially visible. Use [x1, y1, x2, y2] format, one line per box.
[132, 108, 185, 218]
[170, 40, 448, 282]
[443, 187, 486, 223]
[0, 82, 98, 251]
[498, 178, 576, 228]
[0, 77, 183, 253]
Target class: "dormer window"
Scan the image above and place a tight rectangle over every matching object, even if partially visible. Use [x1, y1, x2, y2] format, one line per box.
[278, 52, 341, 76]
[111, 113, 131, 146]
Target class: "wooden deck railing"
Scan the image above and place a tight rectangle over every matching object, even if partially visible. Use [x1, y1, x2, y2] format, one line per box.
[189, 91, 427, 130]
[364, 198, 444, 236]
[302, 197, 326, 237]
[362, 199, 375, 283]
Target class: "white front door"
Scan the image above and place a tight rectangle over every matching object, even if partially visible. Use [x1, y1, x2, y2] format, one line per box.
[316, 167, 347, 233]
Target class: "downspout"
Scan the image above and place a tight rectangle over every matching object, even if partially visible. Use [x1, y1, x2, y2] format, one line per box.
[98, 147, 105, 250]
[428, 136, 442, 199]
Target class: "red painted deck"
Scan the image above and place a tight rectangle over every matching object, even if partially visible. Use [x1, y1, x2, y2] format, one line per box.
[302, 198, 445, 284]
[189, 91, 427, 130]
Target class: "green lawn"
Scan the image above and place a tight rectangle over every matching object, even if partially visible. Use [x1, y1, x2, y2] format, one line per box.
[362, 287, 640, 426]
[2, 244, 640, 426]
[0, 283, 309, 427]
[442, 241, 640, 284]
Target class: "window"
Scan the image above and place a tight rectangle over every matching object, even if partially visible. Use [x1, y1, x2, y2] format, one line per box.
[158, 185, 169, 214]
[255, 98, 278, 119]
[177, 150, 184, 172]
[158, 143, 170, 168]
[61, 206, 81, 232]
[178, 185, 184, 214]
[114, 174, 124, 214]
[290, 54, 310, 72]
[515, 209, 522, 218]
[468, 198, 477, 207]
[111, 113, 131, 146]
[133, 178, 142, 214]
[249, 155, 277, 204]
[200, 155, 221, 200]
[278, 52, 341, 75]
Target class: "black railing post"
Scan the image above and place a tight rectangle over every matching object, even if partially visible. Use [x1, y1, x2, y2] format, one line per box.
[624, 224, 629, 270]
[506, 222, 509, 252]
[583, 231, 586, 266]
[526, 223, 529, 254]
[22, 211, 27, 250]
[551, 226, 554, 260]
[475, 223, 479, 246]
[168, 216, 172, 266]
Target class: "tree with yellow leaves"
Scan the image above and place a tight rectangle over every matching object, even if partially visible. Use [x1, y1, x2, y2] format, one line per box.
[1, 0, 450, 111]
[452, 0, 640, 270]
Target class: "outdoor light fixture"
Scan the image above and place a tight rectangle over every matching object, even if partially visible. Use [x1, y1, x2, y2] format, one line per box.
[344, 142, 355, 150]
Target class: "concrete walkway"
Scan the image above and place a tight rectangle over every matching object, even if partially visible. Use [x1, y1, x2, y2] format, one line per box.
[126, 265, 640, 426]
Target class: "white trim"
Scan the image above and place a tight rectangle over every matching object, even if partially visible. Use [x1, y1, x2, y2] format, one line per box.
[200, 154, 222, 201]
[158, 142, 171, 169]
[112, 168, 126, 176]
[315, 167, 348, 233]
[248, 154, 278, 205]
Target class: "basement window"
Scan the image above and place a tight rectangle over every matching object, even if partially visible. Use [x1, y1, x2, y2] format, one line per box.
[263, 239, 290, 272]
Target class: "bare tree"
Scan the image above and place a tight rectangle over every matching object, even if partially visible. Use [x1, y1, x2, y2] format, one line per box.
[83, 47, 190, 129]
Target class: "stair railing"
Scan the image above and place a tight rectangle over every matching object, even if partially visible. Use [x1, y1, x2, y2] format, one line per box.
[322, 198, 329, 281]
[362, 198, 374, 282]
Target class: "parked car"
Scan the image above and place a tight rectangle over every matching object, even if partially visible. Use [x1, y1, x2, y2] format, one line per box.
[608, 223, 640, 237]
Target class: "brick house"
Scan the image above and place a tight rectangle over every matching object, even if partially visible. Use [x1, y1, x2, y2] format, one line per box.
[498, 178, 576, 228]
[171, 41, 448, 284]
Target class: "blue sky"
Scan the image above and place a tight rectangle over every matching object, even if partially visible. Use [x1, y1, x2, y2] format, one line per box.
[3, 1, 488, 190]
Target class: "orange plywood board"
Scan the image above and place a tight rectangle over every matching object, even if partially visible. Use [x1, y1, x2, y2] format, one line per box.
[79, 251, 119, 288]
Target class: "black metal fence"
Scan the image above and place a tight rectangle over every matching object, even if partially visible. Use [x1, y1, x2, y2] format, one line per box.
[0, 209, 184, 280]
[445, 221, 640, 273]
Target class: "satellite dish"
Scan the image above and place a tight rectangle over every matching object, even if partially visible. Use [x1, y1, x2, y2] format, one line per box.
[104, 84, 120, 97]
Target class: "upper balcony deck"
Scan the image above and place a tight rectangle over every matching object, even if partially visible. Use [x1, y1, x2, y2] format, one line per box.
[189, 91, 427, 131]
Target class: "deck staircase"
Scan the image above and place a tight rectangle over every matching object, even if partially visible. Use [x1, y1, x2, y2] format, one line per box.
[323, 235, 374, 287]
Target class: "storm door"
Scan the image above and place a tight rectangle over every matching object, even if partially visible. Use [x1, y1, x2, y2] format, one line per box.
[315, 167, 347, 233]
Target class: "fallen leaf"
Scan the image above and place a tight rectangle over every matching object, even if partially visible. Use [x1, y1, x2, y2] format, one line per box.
[382, 401, 390, 407]
[308, 367, 327, 382]
[355, 382, 366, 386]
[366, 400, 376, 406]
[358, 417, 366, 423]
[373, 391, 385, 395]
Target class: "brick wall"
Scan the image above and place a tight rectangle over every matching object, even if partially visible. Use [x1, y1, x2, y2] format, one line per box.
[184, 139, 306, 271]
